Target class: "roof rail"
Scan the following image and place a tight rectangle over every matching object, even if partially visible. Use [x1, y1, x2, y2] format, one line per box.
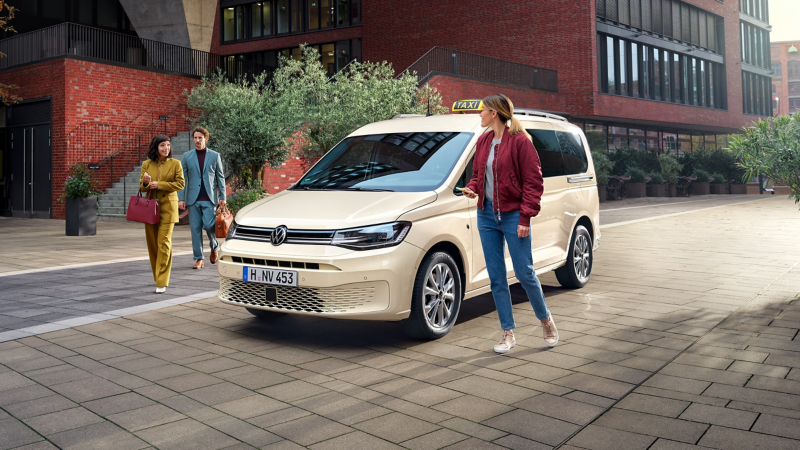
[391, 114, 426, 119]
[513, 108, 568, 122]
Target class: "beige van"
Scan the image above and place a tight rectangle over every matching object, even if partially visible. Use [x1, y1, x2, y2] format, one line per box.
[217, 109, 600, 339]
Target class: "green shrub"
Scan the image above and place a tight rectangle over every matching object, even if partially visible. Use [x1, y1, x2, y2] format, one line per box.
[658, 153, 682, 185]
[58, 163, 102, 203]
[710, 173, 726, 184]
[694, 169, 710, 183]
[591, 149, 613, 185]
[609, 147, 660, 175]
[628, 167, 647, 183]
[648, 172, 664, 185]
[227, 186, 266, 216]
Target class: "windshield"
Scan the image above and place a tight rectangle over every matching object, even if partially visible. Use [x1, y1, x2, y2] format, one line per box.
[293, 132, 474, 192]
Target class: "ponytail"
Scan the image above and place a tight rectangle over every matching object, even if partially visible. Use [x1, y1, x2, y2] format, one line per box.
[509, 117, 530, 138]
[483, 94, 530, 138]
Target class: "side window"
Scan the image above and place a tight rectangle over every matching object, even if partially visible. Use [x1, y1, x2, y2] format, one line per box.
[454, 154, 474, 195]
[557, 131, 589, 175]
[527, 129, 566, 178]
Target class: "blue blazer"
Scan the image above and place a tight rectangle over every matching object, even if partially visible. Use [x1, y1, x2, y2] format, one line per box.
[178, 148, 227, 205]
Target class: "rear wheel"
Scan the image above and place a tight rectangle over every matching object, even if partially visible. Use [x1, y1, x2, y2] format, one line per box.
[402, 252, 462, 340]
[555, 225, 593, 289]
[246, 308, 287, 319]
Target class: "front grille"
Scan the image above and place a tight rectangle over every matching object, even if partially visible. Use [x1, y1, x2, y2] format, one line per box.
[224, 256, 320, 270]
[232, 226, 335, 245]
[220, 278, 377, 313]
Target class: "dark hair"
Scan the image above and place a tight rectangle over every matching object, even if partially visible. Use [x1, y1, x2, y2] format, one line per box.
[192, 126, 210, 140]
[148, 135, 172, 161]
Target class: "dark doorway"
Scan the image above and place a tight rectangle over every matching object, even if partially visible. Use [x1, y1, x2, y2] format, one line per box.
[5, 99, 53, 218]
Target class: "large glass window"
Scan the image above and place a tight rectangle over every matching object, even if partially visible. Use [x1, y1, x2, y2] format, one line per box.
[740, 21, 771, 69]
[585, 123, 608, 152]
[528, 130, 566, 177]
[237, 39, 362, 74]
[223, 0, 359, 42]
[662, 50, 670, 102]
[607, 36, 616, 94]
[619, 39, 627, 95]
[653, 47, 661, 100]
[558, 131, 589, 175]
[632, 44, 639, 97]
[223, 7, 236, 41]
[276, 0, 290, 33]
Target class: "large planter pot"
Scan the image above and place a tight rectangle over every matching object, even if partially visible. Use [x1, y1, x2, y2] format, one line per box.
[66, 195, 97, 236]
[710, 184, 725, 194]
[597, 184, 607, 203]
[693, 182, 710, 195]
[646, 184, 666, 197]
[627, 182, 646, 198]
[730, 184, 748, 195]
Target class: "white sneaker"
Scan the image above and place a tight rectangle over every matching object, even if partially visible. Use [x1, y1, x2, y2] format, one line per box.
[155, 286, 166, 294]
[542, 316, 559, 347]
[493, 330, 516, 354]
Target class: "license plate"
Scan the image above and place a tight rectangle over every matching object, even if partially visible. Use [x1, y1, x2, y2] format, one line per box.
[243, 266, 298, 287]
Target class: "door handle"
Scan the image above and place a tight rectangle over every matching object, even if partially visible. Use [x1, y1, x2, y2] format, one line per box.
[567, 175, 594, 183]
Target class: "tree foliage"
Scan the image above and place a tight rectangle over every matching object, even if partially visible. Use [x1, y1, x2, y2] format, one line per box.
[0, 0, 19, 104]
[728, 114, 800, 206]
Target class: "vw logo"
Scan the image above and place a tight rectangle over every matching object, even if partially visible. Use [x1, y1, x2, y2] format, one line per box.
[271, 225, 288, 246]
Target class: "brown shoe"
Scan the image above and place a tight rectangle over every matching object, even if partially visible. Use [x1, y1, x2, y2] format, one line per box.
[542, 316, 559, 347]
[210, 250, 218, 265]
[193, 259, 204, 270]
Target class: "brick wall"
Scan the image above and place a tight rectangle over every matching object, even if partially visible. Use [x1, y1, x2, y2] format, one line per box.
[429, 75, 568, 113]
[0, 58, 201, 219]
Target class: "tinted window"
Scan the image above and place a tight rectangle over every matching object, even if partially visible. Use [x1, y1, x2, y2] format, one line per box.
[295, 132, 474, 192]
[557, 131, 589, 175]
[527, 129, 566, 178]
[454, 155, 474, 195]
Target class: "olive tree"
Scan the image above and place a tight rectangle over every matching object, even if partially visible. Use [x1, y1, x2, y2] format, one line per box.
[728, 114, 800, 206]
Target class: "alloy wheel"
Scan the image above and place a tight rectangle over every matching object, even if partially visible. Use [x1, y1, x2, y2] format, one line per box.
[423, 263, 455, 329]
[573, 234, 591, 282]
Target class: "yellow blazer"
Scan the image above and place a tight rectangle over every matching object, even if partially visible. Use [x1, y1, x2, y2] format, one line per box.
[140, 158, 185, 224]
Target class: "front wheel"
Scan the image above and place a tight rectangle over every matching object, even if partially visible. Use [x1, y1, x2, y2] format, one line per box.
[402, 252, 462, 340]
[555, 225, 593, 289]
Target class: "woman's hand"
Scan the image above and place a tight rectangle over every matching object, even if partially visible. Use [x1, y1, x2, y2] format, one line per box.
[517, 225, 530, 238]
[459, 187, 478, 199]
[149, 181, 159, 190]
[142, 172, 151, 185]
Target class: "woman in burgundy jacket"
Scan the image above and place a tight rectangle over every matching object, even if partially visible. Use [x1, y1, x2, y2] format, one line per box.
[463, 94, 559, 353]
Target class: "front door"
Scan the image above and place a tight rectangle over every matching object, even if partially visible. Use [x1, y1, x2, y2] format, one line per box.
[10, 125, 52, 218]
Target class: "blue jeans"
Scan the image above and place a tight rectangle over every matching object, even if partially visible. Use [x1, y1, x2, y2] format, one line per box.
[477, 200, 551, 330]
[188, 201, 219, 261]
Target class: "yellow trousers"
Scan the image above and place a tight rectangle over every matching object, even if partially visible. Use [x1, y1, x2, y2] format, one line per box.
[145, 222, 175, 287]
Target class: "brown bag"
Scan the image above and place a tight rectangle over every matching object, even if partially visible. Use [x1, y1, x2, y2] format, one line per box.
[215, 204, 233, 238]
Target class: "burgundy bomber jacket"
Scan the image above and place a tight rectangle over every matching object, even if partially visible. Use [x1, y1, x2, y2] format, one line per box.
[464, 127, 544, 227]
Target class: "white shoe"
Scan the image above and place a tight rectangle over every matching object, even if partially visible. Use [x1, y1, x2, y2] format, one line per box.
[493, 330, 516, 354]
[542, 316, 559, 347]
[155, 286, 166, 294]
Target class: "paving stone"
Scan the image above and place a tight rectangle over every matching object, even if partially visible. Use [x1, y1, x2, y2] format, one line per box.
[593, 409, 709, 444]
[183, 382, 253, 406]
[551, 343, 631, 363]
[0, 371, 36, 391]
[371, 394, 453, 423]
[491, 433, 552, 449]
[441, 375, 539, 405]
[134, 418, 239, 450]
[567, 424, 656, 450]
[615, 392, 690, 418]
[649, 438, 716, 449]
[330, 367, 398, 387]
[246, 406, 311, 429]
[23, 407, 105, 435]
[703, 383, 800, 410]
[698, 425, 800, 450]
[746, 375, 800, 395]
[107, 404, 186, 431]
[764, 353, 800, 368]
[750, 414, 800, 440]
[293, 391, 392, 425]
[726, 400, 800, 420]
[204, 415, 283, 447]
[431, 395, 514, 422]
[552, 373, 635, 399]
[268, 414, 354, 446]
[156, 372, 222, 392]
[504, 361, 574, 381]
[515, 350, 593, 370]
[643, 374, 711, 395]
[370, 377, 463, 407]
[436, 417, 507, 441]
[401, 428, 469, 450]
[573, 361, 651, 384]
[49, 421, 150, 450]
[308, 431, 403, 450]
[678, 404, 758, 430]
[7, 441, 61, 450]
[482, 409, 579, 446]
[353, 412, 439, 443]
[4, 394, 76, 419]
[24, 366, 94, 386]
[0, 417, 44, 449]
[441, 437, 507, 449]
[258, 380, 330, 403]
[513, 393, 604, 425]
[260, 440, 306, 450]
[48, 377, 129, 402]
[660, 363, 751, 386]
[224, 368, 293, 390]
[562, 390, 616, 408]
[673, 353, 733, 370]
[616, 355, 665, 372]
[213, 394, 289, 420]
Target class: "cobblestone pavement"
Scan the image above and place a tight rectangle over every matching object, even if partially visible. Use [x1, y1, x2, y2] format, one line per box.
[0, 196, 799, 449]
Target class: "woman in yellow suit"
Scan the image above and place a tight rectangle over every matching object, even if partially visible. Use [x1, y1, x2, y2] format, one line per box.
[140, 135, 185, 293]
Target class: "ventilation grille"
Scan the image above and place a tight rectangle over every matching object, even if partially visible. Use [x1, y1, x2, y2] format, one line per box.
[708, 17, 717, 52]
[699, 11, 707, 49]
[681, 5, 690, 42]
[642, 0, 652, 31]
[672, 1, 681, 39]
[607, 0, 618, 21]
[690, 8, 699, 46]
[619, 0, 630, 25]
[11, 100, 51, 126]
[631, 0, 641, 28]
[662, 0, 672, 38]
[220, 278, 377, 313]
[652, 0, 662, 35]
[597, 0, 606, 19]
[225, 256, 320, 270]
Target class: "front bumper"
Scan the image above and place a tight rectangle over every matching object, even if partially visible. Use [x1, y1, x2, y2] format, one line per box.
[217, 239, 423, 321]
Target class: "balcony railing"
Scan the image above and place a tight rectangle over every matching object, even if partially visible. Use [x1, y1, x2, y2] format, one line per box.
[0, 22, 271, 80]
[398, 47, 558, 93]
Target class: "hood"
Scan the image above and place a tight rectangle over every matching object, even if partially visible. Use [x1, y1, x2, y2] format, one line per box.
[236, 190, 438, 230]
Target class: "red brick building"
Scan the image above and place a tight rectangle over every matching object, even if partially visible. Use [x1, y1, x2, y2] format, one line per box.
[771, 41, 800, 115]
[0, 0, 774, 218]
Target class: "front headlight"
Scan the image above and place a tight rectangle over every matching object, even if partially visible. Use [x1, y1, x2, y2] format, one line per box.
[331, 222, 412, 251]
[226, 220, 238, 240]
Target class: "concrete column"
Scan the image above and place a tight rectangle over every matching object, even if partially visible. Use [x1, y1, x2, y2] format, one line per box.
[118, 0, 217, 53]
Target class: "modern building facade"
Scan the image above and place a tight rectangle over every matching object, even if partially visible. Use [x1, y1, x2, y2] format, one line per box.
[0, 0, 774, 218]
[771, 41, 800, 115]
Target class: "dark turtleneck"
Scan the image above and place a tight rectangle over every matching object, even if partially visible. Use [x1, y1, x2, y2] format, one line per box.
[196, 148, 211, 202]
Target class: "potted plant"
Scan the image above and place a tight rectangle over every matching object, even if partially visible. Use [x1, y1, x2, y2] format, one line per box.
[693, 169, 711, 195]
[59, 163, 102, 236]
[626, 167, 647, 198]
[658, 154, 682, 197]
[646, 172, 666, 197]
[710, 173, 726, 194]
[592, 149, 612, 203]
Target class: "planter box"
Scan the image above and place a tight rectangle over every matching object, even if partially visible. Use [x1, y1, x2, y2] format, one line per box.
[693, 182, 710, 195]
[710, 184, 725, 194]
[597, 184, 607, 203]
[66, 195, 97, 236]
[646, 184, 666, 197]
[627, 182, 646, 198]
[730, 184, 748, 195]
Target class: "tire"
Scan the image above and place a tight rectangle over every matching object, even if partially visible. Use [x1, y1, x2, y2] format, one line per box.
[246, 308, 287, 319]
[555, 225, 593, 289]
[402, 251, 463, 340]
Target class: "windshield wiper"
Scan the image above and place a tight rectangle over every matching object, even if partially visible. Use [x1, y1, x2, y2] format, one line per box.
[291, 186, 335, 191]
[338, 187, 395, 192]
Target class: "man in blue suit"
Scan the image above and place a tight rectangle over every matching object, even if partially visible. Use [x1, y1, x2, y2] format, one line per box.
[178, 127, 227, 269]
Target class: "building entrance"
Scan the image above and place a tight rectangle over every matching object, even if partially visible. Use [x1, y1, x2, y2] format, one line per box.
[5, 99, 52, 218]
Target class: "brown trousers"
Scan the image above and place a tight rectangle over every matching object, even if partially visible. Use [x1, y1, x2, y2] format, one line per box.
[145, 222, 174, 287]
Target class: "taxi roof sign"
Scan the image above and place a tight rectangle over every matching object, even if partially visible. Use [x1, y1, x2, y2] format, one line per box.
[452, 99, 483, 112]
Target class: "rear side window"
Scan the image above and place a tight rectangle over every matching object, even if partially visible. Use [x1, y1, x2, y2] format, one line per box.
[527, 129, 566, 178]
[557, 131, 589, 175]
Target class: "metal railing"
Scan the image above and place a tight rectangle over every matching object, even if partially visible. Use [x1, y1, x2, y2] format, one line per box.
[397, 47, 558, 93]
[0, 22, 272, 80]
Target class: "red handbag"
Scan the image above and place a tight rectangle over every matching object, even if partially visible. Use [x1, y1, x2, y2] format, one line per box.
[126, 189, 160, 224]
